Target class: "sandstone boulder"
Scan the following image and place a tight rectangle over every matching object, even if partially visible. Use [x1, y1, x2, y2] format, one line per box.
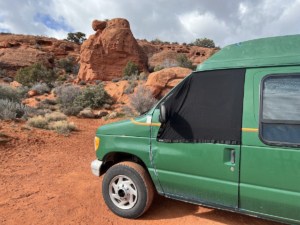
[92, 20, 107, 31]
[78, 18, 147, 82]
[146, 67, 192, 98]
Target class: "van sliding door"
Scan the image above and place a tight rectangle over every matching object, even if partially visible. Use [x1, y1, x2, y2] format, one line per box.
[240, 67, 300, 223]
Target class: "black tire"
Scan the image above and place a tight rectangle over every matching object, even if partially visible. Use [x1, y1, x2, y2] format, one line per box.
[102, 161, 154, 218]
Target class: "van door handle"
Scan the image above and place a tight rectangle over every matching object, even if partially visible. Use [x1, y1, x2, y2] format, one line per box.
[230, 149, 235, 164]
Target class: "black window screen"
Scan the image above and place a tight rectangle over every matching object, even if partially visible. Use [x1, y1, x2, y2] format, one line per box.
[157, 69, 246, 144]
[260, 74, 300, 147]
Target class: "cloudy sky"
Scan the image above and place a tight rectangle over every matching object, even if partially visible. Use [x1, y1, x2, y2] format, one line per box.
[0, 0, 300, 46]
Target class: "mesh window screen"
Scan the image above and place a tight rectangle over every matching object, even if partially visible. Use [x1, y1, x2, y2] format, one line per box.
[157, 69, 246, 144]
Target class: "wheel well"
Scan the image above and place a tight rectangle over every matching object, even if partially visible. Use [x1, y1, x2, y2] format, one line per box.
[100, 152, 148, 175]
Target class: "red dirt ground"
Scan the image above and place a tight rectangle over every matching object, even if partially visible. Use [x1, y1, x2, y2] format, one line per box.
[0, 118, 281, 225]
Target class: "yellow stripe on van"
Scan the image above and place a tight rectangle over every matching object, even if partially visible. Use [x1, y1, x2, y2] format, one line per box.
[130, 118, 161, 127]
[242, 128, 258, 132]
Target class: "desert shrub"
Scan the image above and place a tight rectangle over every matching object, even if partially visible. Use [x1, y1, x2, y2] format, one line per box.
[112, 78, 120, 83]
[95, 80, 101, 85]
[79, 80, 86, 86]
[3, 77, 13, 83]
[55, 85, 82, 116]
[56, 74, 67, 82]
[56, 56, 78, 74]
[27, 116, 48, 129]
[0, 84, 23, 102]
[42, 98, 57, 105]
[121, 105, 135, 117]
[176, 54, 194, 70]
[15, 63, 57, 86]
[154, 65, 164, 72]
[123, 61, 139, 77]
[151, 38, 163, 45]
[36, 98, 58, 112]
[160, 58, 178, 68]
[45, 112, 67, 122]
[193, 38, 215, 48]
[129, 85, 157, 115]
[48, 120, 76, 134]
[31, 83, 50, 94]
[0, 69, 6, 78]
[139, 72, 148, 80]
[73, 84, 112, 109]
[123, 80, 137, 94]
[0, 99, 31, 120]
[27, 113, 76, 134]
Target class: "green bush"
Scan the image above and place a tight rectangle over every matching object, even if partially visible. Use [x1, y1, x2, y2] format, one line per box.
[193, 38, 215, 48]
[74, 84, 112, 109]
[123, 61, 139, 77]
[55, 85, 82, 116]
[0, 84, 23, 102]
[56, 56, 78, 74]
[176, 54, 194, 70]
[0, 99, 32, 120]
[15, 63, 57, 87]
[31, 83, 50, 94]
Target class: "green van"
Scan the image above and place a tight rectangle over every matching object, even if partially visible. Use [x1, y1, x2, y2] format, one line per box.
[91, 35, 300, 224]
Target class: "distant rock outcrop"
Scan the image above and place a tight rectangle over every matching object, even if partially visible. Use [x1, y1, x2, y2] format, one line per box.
[78, 18, 147, 82]
[146, 67, 192, 98]
[138, 40, 217, 70]
[0, 34, 79, 75]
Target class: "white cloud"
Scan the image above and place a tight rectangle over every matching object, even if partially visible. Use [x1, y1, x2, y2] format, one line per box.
[0, 0, 299, 46]
[178, 11, 231, 46]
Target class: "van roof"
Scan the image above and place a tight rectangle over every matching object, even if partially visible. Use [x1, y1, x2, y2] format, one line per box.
[196, 34, 300, 71]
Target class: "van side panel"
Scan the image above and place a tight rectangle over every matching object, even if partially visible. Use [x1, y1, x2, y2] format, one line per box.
[240, 67, 300, 223]
[150, 109, 240, 208]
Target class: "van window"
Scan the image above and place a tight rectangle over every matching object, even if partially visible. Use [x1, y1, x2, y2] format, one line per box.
[260, 74, 300, 146]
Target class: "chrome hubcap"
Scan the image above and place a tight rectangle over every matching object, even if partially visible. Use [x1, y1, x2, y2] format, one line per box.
[109, 175, 138, 209]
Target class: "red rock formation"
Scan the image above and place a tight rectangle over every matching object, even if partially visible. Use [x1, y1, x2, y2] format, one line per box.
[146, 67, 192, 98]
[0, 34, 79, 75]
[138, 40, 217, 69]
[78, 18, 147, 82]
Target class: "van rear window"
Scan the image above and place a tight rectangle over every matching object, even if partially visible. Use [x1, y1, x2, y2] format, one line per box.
[260, 74, 300, 147]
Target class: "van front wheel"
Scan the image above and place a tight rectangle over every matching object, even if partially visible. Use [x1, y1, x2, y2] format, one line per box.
[102, 161, 154, 218]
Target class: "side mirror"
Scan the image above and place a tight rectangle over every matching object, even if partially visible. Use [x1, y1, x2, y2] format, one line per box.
[159, 104, 167, 123]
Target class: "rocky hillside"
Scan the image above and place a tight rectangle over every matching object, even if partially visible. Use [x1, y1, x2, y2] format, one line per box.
[0, 34, 80, 76]
[0, 18, 217, 81]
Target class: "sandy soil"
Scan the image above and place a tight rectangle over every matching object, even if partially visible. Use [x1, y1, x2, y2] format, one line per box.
[0, 118, 281, 225]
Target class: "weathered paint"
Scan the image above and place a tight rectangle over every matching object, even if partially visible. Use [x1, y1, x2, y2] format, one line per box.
[240, 66, 300, 223]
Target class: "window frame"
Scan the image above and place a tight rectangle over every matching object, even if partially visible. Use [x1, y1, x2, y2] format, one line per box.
[259, 73, 300, 148]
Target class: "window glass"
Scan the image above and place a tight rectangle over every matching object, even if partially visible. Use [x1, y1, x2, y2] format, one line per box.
[263, 76, 300, 121]
[261, 74, 300, 146]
